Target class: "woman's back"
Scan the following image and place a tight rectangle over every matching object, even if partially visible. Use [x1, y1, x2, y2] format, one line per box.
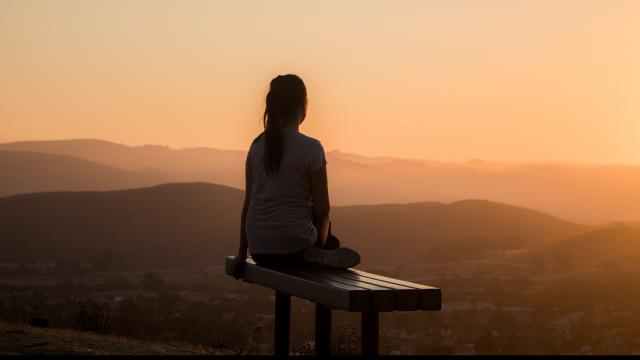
[245, 127, 327, 254]
[229, 73, 359, 273]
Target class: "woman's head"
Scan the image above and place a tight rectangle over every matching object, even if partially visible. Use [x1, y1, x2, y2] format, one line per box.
[262, 74, 307, 175]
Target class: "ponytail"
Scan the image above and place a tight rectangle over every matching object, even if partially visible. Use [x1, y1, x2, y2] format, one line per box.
[262, 74, 307, 175]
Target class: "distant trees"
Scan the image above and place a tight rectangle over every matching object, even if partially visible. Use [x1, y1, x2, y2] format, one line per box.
[54, 257, 91, 275]
[425, 236, 529, 263]
[99, 276, 135, 291]
[140, 272, 166, 293]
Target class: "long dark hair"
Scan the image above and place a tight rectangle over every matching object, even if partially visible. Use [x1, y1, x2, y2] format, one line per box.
[262, 74, 307, 175]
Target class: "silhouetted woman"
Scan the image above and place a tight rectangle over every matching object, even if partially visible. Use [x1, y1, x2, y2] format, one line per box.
[230, 74, 360, 276]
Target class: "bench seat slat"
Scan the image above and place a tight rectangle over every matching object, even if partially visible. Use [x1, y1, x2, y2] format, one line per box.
[286, 269, 396, 311]
[323, 269, 416, 290]
[319, 270, 422, 310]
[347, 269, 442, 310]
[282, 268, 373, 291]
[349, 269, 437, 289]
[287, 269, 390, 291]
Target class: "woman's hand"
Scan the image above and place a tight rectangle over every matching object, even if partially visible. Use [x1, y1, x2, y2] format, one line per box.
[229, 255, 247, 280]
[311, 164, 330, 248]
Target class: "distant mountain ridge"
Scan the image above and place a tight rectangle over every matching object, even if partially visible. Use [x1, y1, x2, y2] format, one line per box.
[0, 183, 591, 269]
[0, 139, 244, 189]
[2, 139, 640, 224]
[0, 150, 171, 198]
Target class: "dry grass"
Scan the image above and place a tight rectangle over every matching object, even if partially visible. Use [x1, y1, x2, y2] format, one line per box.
[0, 321, 223, 355]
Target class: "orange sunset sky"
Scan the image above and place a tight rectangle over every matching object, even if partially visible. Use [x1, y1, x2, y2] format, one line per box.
[1, 0, 639, 164]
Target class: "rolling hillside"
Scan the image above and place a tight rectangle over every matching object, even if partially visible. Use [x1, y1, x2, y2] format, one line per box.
[0, 183, 590, 269]
[0, 139, 244, 189]
[0, 183, 242, 270]
[332, 200, 591, 263]
[529, 224, 640, 271]
[2, 139, 640, 224]
[0, 150, 170, 197]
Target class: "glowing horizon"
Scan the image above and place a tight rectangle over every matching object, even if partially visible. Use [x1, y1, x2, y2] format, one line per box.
[2, 0, 639, 164]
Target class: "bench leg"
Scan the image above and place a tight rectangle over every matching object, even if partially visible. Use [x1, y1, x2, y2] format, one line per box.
[274, 291, 291, 355]
[361, 311, 379, 356]
[315, 304, 332, 356]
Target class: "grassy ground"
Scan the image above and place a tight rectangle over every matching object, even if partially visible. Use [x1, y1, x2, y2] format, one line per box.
[0, 321, 218, 355]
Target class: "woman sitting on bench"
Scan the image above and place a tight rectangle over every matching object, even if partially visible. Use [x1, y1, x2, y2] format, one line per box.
[230, 74, 360, 276]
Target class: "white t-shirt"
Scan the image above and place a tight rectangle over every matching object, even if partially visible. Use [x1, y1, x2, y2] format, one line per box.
[245, 127, 327, 254]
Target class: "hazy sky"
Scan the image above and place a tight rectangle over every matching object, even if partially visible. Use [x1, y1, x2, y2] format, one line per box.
[2, 0, 639, 163]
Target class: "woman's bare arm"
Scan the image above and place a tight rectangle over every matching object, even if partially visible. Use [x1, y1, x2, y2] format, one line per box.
[231, 160, 251, 279]
[311, 164, 330, 248]
[238, 161, 251, 259]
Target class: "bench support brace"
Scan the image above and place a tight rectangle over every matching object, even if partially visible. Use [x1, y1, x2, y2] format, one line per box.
[361, 311, 379, 356]
[315, 304, 332, 356]
[274, 291, 291, 355]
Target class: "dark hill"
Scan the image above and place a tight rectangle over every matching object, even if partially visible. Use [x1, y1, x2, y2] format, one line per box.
[0, 183, 243, 269]
[531, 224, 640, 271]
[332, 199, 591, 263]
[0, 183, 589, 269]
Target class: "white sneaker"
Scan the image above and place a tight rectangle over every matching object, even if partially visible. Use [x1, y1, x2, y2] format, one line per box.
[303, 247, 361, 268]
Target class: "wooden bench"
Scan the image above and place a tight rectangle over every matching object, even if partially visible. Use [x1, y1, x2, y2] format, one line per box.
[225, 256, 442, 356]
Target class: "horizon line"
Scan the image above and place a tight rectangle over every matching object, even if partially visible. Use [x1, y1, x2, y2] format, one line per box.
[2, 136, 640, 168]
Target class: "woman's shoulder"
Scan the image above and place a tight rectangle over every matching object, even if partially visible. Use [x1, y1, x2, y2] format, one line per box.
[246, 133, 264, 161]
[251, 132, 265, 145]
[291, 130, 323, 150]
[248, 133, 264, 152]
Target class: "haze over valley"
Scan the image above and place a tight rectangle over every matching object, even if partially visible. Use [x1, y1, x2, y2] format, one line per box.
[1, 139, 638, 276]
[2, 139, 640, 224]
